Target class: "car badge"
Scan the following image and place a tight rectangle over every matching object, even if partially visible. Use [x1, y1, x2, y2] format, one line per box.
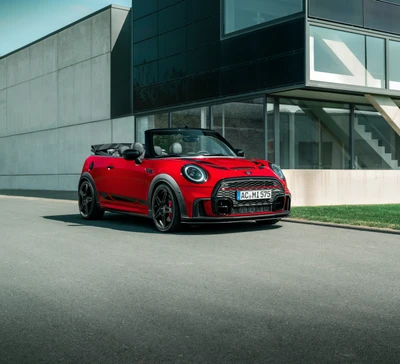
[245, 171, 252, 175]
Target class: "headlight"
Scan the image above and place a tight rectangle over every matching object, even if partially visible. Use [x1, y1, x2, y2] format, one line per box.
[269, 163, 285, 180]
[182, 164, 208, 183]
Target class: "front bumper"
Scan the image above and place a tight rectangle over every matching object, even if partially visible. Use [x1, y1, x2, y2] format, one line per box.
[181, 211, 290, 224]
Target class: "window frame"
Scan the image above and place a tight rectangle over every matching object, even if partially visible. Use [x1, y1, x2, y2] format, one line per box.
[220, 0, 305, 40]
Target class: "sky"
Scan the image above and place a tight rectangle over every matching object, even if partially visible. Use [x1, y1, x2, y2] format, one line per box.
[0, 0, 132, 56]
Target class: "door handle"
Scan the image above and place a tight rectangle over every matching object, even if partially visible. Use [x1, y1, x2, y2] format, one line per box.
[106, 165, 114, 170]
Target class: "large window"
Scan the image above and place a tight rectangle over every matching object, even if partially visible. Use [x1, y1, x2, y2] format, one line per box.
[310, 26, 386, 89]
[212, 98, 266, 159]
[171, 107, 208, 129]
[354, 105, 400, 169]
[135, 113, 168, 143]
[223, 0, 303, 35]
[279, 99, 351, 169]
[389, 40, 400, 91]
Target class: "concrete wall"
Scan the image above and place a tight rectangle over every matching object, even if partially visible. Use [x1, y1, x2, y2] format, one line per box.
[0, 6, 132, 192]
[284, 170, 400, 206]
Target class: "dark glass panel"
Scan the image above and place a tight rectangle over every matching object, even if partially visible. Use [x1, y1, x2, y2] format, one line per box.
[309, 0, 363, 26]
[187, 43, 220, 75]
[159, 0, 180, 10]
[365, 0, 400, 35]
[159, 28, 186, 58]
[133, 13, 158, 43]
[133, 37, 158, 66]
[187, 15, 219, 49]
[258, 51, 304, 88]
[159, 1, 186, 34]
[187, 71, 220, 101]
[158, 53, 187, 82]
[133, 61, 158, 87]
[187, 0, 220, 23]
[221, 18, 304, 68]
[158, 79, 187, 107]
[134, 86, 160, 111]
[221, 63, 260, 95]
[133, 0, 157, 20]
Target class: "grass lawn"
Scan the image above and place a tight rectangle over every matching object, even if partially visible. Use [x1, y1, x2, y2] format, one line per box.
[289, 204, 400, 231]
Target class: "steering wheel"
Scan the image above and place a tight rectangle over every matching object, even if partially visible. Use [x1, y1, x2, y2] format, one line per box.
[196, 150, 210, 155]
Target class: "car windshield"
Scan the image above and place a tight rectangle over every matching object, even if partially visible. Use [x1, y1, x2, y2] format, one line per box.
[151, 130, 237, 157]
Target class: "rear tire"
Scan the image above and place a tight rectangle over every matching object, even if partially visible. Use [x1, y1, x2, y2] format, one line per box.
[151, 183, 181, 233]
[256, 218, 280, 226]
[78, 179, 104, 220]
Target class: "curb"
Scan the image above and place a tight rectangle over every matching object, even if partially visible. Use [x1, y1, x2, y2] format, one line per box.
[283, 218, 400, 236]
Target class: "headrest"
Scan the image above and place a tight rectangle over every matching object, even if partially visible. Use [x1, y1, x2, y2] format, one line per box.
[154, 146, 162, 156]
[170, 142, 182, 155]
[131, 142, 144, 154]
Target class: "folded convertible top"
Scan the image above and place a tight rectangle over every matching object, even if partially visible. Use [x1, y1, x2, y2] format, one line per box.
[91, 143, 132, 155]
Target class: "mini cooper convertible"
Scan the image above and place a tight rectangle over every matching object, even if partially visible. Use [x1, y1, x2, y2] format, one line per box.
[78, 128, 291, 232]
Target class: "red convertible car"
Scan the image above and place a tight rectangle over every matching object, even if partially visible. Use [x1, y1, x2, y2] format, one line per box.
[78, 128, 291, 232]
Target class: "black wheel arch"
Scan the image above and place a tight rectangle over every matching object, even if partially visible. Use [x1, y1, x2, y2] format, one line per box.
[148, 174, 188, 219]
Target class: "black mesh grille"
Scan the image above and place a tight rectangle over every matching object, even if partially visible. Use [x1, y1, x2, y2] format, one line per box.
[213, 178, 285, 214]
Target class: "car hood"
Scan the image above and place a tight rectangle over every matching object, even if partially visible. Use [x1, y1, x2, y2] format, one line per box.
[179, 157, 284, 181]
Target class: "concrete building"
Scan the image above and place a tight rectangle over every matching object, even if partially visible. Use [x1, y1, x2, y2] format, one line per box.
[1, 1, 400, 206]
[0, 5, 132, 192]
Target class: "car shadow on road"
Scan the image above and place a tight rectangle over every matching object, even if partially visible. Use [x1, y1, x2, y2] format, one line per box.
[43, 212, 282, 235]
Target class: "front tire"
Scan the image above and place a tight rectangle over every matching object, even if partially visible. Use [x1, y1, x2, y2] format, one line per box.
[256, 218, 280, 226]
[151, 183, 181, 233]
[78, 179, 104, 220]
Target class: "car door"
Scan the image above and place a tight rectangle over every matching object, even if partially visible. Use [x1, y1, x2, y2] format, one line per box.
[105, 157, 147, 214]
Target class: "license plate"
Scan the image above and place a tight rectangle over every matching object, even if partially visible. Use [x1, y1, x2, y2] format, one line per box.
[236, 189, 272, 201]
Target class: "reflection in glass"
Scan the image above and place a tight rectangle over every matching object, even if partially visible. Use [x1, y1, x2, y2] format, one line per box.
[171, 107, 208, 129]
[309, 0, 363, 26]
[354, 105, 400, 169]
[389, 40, 400, 91]
[224, 0, 303, 35]
[136, 113, 168, 143]
[212, 98, 265, 159]
[310, 26, 385, 89]
[279, 99, 350, 169]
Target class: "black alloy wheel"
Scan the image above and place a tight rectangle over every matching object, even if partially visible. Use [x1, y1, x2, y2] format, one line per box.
[78, 179, 104, 220]
[152, 183, 181, 232]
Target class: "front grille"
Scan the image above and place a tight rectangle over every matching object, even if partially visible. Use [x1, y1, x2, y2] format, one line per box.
[213, 178, 284, 215]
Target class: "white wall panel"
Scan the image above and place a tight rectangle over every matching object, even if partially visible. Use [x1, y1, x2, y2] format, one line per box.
[58, 66, 74, 127]
[14, 130, 58, 175]
[112, 116, 135, 143]
[92, 9, 111, 57]
[6, 48, 30, 87]
[58, 174, 80, 191]
[7, 82, 30, 135]
[73, 59, 92, 123]
[91, 53, 110, 121]
[57, 119, 111, 174]
[29, 41, 44, 79]
[0, 90, 6, 136]
[0, 58, 6, 91]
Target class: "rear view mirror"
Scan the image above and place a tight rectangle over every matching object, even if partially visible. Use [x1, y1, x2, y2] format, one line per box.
[236, 149, 245, 157]
[122, 149, 141, 161]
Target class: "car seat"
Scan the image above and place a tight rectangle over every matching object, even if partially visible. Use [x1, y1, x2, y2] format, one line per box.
[169, 142, 182, 155]
[131, 142, 145, 158]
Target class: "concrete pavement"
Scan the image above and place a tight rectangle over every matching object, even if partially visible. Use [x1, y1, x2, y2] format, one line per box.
[1, 195, 400, 363]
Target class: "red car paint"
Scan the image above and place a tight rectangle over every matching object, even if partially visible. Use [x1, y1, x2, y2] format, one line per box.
[79, 128, 291, 231]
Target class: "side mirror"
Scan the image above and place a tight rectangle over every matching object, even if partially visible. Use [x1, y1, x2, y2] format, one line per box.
[235, 149, 245, 157]
[122, 149, 141, 161]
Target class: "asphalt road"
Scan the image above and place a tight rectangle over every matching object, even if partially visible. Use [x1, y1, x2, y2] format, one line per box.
[1, 195, 400, 364]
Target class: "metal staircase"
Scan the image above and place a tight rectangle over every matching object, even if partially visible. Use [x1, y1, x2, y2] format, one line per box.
[354, 118, 400, 170]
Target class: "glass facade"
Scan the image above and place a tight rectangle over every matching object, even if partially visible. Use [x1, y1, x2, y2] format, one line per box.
[389, 40, 400, 91]
[171, 107, 208, 129]
[134, 97, 400, 170]
[212, 98, 265, 159]
[310, 26, 386, 89]
[354, 105, 400, 169]
[223, 0, 303, 35]
[279, 100, 350, 169]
